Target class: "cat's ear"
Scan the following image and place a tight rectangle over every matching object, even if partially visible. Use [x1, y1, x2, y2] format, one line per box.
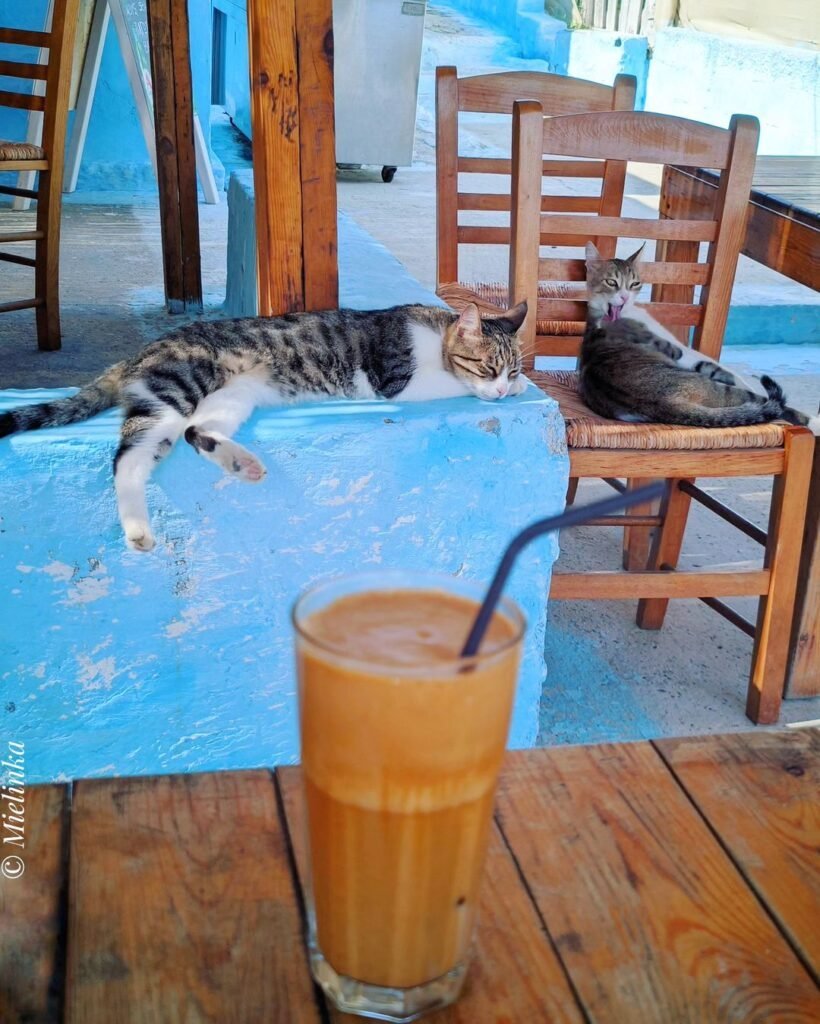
[585, 241, 602, 265]
[501, 300, 528, 332]
[454, 303, 482, 336]
[626, 242, 646, 266]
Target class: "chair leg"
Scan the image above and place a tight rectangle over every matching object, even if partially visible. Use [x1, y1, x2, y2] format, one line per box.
[636, 478, 693, 630]
[34, 169, 62, 350]
[565, 477, 579, 506]
[623, 476, 660, 570]
[746, 428, 814, 725]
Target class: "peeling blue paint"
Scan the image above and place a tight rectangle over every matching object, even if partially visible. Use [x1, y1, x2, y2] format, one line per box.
[0, 386, 568, 782]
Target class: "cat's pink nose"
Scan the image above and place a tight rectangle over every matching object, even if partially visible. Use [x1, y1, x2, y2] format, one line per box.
[496, 383, 508, 397]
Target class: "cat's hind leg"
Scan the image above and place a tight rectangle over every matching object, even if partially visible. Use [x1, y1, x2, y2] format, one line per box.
[693, 360, 737, 386]
[114, 400, 186, 551]
[184, 373, 271, 483]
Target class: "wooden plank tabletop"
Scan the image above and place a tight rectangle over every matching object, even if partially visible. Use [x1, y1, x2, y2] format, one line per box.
[2, 731, 818, 1023]
[745, 156, 820, 220]
[665, 156, 819, 291]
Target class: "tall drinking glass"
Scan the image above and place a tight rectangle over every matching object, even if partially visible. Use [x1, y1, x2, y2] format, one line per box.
[292, 571, 525, 1022]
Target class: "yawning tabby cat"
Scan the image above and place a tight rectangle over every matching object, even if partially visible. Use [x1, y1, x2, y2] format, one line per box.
[579, 242, 818, 433]
[0, 302, 528, 552]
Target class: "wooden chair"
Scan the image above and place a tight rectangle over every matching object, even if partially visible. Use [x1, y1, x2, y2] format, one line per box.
[508, 102, 813, 725]
[0, 0, 81, 350]
[435, 66, 636, 345]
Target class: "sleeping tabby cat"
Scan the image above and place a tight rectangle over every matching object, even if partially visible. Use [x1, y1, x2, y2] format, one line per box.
[0, 302, 528, 552]
[580, 242, 818, 432]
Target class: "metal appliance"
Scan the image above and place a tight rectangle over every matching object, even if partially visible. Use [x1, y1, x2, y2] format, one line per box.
[333, 0, 427, 181]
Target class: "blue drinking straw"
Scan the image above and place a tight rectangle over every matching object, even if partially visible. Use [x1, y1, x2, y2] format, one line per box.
[461, 482, 666, 658]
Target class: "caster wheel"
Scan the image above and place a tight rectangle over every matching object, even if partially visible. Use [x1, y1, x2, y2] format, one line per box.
[381, 165, 397, 183]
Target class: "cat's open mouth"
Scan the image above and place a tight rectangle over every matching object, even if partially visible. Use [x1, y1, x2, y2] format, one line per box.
[603, 302, 626, 322]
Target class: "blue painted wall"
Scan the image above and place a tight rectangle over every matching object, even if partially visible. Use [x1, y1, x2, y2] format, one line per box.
[0, 386, 568, 783]
[0, 0, 216, 194]
[214, 0, 251, 140]
[444, 0, 818, 154]
[439, 0, 568, 62]
[555, 28, 648, 108]
[646, 28, 819, 156]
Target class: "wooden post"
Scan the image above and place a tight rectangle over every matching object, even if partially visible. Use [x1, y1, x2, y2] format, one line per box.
[146, 0, 203, 313]
[295, 0, 338, 311]
[247, 0, 338, 316]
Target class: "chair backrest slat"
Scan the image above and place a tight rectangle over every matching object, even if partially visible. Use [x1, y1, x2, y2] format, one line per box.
[456, 71, 617, 115]
[509, 105, 759, 365]
[0, 59, 48, 81]
[537, 257, 712, 286]
[0, 89, 46, 112]
[458, 193, 601, 214]
[539, 213, 719, 243]
[536, 298, 704, 328]
[541, 111, 734, 169]
[436, 67, 637, 291]
[457, 156, 608, 178]
[0, 27, 51, 47]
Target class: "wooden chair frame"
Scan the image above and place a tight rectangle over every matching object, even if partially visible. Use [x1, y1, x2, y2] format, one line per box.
[435, 65, 636, 358]
[0, 0, 81, 350]
[508, 103, 813, 724]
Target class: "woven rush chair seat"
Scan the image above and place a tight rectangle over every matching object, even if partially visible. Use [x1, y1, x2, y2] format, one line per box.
[0, 140, 46, 161]
[532, 370, 787, 450]
[438, 281, 585, 335]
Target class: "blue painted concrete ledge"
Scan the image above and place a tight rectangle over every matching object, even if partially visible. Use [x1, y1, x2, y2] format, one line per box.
[0, 387, 568, 783]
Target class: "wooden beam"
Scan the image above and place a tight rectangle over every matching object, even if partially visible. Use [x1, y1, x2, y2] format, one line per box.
[247, 0, 304, 316]
[295, 0, 337, 311]
[146, 0, 203, 313]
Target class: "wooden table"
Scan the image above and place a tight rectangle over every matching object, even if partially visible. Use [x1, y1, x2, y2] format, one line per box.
[3, 730, 818, 1022]
[665, 157, 819, 695]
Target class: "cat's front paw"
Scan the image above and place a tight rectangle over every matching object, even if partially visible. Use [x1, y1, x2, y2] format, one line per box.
[508, 374, 530, 396]
[124, 520, 156, 552]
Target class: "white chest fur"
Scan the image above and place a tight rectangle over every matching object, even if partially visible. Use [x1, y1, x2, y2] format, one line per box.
[394, 322, 472, 401]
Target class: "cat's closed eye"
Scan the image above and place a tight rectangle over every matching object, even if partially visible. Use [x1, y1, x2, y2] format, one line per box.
[629, 281, 641, 290]
[604, 278, 618, 288]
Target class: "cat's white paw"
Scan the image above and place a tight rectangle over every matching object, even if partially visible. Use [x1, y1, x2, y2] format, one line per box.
[509, 374, 530, 396]
[807, 414, 820, 437]
[124, 520, 156, 552]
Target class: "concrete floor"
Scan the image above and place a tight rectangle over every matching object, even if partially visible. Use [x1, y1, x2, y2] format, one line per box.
[0, 2, 817, 742]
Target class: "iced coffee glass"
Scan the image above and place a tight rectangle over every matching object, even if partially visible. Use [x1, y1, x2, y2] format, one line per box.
[292, 571, 525, 1022]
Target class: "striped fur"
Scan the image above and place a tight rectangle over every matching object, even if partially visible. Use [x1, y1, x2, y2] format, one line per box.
[579, 242, 816, 431]
[0, 302, 528, 551]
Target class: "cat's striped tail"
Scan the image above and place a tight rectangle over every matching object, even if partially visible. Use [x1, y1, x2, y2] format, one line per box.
[663, 375, 812, 430]
[0, 362, 126, 438]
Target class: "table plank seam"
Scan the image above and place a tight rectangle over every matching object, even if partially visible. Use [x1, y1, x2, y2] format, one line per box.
[47, 783, 72, 1024]
[650, 739, 820, 987]
[492, 809, 592, 1024]
[272, 768, 333, 1024]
